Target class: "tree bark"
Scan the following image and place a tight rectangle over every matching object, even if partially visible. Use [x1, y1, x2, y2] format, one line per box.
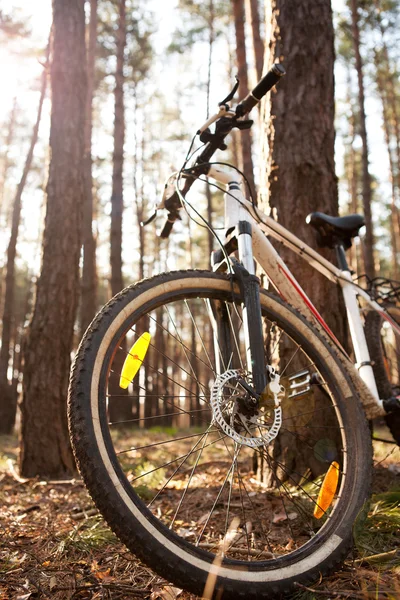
[231, 0, 256, 201]
[19, 0, 86, 478]
[260, 0, 347, 484]
[110, 0, 126, 298]
[350, 0, 375, 279]
[0, 46, 49, 435]
[80, 0, 98, 337]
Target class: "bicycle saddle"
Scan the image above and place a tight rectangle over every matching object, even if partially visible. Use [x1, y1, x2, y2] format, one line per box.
[306, 212, 365, 250]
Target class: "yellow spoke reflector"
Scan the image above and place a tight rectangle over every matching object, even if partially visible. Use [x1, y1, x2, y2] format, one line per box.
[119, 332, 151, 389]
[313, 461, 340, 519]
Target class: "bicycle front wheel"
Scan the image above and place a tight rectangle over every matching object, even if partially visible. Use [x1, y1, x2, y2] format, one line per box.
[68, 270, 371, 599]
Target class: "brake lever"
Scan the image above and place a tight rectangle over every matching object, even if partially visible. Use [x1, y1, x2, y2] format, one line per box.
[219, 77, 239, 106]
[141, 211, 157, 227]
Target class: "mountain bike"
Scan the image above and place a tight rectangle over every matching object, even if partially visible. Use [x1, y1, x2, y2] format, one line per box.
[68, 65, 400, 599]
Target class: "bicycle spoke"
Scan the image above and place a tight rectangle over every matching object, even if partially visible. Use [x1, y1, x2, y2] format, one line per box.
[169, 428, 212, 525]
[116, 429, 219, 455]
[184, 299, 215, 374]
[130, 434, 227, 483]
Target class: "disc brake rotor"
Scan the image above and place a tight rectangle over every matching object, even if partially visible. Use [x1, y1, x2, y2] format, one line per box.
[210, 369, 282, 448]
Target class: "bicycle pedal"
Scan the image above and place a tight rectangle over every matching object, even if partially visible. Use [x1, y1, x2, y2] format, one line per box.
[383, 395, 400, 414]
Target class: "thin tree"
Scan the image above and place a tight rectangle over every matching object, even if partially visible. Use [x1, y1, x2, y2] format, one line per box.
[350, 0, 375, 279]
[108, 0, 131, 424]
[0, 43, 49, 435]
[375, 53, 400, 279]
[0, 96, 18, 217]
[110, 0, 126, 298]
[231, 0, 256, 201]
[245, 0, 264, 81]
[80, 0, 98, 337]
[205, 0, 215, 259]
[20, 0, 87, 478]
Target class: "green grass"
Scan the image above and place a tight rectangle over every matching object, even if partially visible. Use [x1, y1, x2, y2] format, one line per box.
[56, 516, 117, 555]
[354, 489, 400, 567]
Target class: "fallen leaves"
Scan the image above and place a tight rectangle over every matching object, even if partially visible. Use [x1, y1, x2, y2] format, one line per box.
[150, 585, 183, 600]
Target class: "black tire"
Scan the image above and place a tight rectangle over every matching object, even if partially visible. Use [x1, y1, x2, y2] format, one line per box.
[365, 308, 400, 444]
[68, 270, 371, 599]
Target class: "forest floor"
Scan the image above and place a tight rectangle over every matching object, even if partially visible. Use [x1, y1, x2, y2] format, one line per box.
[1, 428, 399, 600]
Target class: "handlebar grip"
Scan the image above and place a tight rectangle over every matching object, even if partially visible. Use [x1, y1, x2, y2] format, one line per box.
[159, 215, 176, 238]
[236, 64, 286, 116]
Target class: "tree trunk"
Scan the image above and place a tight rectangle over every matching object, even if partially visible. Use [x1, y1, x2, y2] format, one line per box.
[19, 0, 86, 478]
[245, 0, 264, 81]
[80, 0, 98, 337]
[375, 54, 400, 279]
[0, 96, 18, 218]
[231, 0, 256, 201]
[0, 46, 49, 435]
[260, 0, 347, 484]
[110, 0, 126, 298]
[204, 0, 215, 260]
[345, 71, 363, 276]
[350, 0, 375, 279]
[108, 0, 131, 424]
[374, 0, 400, 233]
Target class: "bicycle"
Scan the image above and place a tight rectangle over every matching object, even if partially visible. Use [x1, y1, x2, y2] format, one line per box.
[68, 65, 400, 599]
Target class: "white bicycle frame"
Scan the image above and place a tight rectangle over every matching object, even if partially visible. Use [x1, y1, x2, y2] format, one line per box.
[206, 164, 400, 409]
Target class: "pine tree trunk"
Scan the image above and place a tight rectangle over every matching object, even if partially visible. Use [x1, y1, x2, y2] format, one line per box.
[245, 0, 264, 81]
[19, 1, 86, 478]
[350, 0, 375, 279]
[205, 0, 215, 260]
[375, 56, 400, 279]
[0, 96, 18, 218]
[0, 97, 18, 320]
[259, 0, 347, 484]
[0, 47, 49, 435]
[374, 0, 400, 233]
[346, 72, 363, 276]
[80, 0, 98, 337]
[231, 0, 256, 201]
[108, 0, 131, 424]
[110, 0, 126, 298]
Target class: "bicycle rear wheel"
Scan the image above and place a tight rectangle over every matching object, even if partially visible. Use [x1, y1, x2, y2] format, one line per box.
[365, 307, 400, 444]
[68, 270, 371, 599]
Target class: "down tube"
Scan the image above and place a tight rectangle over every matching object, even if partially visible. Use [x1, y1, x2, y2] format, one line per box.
[251, 222, 344, 351]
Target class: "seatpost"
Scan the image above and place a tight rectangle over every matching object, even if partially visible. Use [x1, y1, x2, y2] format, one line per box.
[335, 244, 350, 272]
[336, 243, 381, 404]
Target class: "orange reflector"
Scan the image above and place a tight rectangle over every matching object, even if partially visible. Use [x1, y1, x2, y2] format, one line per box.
[313, 461, 340, 519]
[119, 332, 151, 389]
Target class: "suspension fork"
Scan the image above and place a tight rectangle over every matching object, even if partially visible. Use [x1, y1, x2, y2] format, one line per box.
[235, 220, 267, 394]
[206, 166, 268, 394]
[209, 224, 268, 395]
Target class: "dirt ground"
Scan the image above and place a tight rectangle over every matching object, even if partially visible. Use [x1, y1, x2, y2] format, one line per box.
[1, 431, 399, 600]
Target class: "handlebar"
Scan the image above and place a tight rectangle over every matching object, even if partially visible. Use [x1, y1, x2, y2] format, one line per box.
[236, 64, 286, 117]
[155, 64, 285, 238]
[160, 216, 176, 239]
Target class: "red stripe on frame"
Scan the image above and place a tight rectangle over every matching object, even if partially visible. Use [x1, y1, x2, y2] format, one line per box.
[278, 264, 344, 350]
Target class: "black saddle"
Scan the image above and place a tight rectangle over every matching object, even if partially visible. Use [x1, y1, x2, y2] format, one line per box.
[306, 212, 365, 250]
